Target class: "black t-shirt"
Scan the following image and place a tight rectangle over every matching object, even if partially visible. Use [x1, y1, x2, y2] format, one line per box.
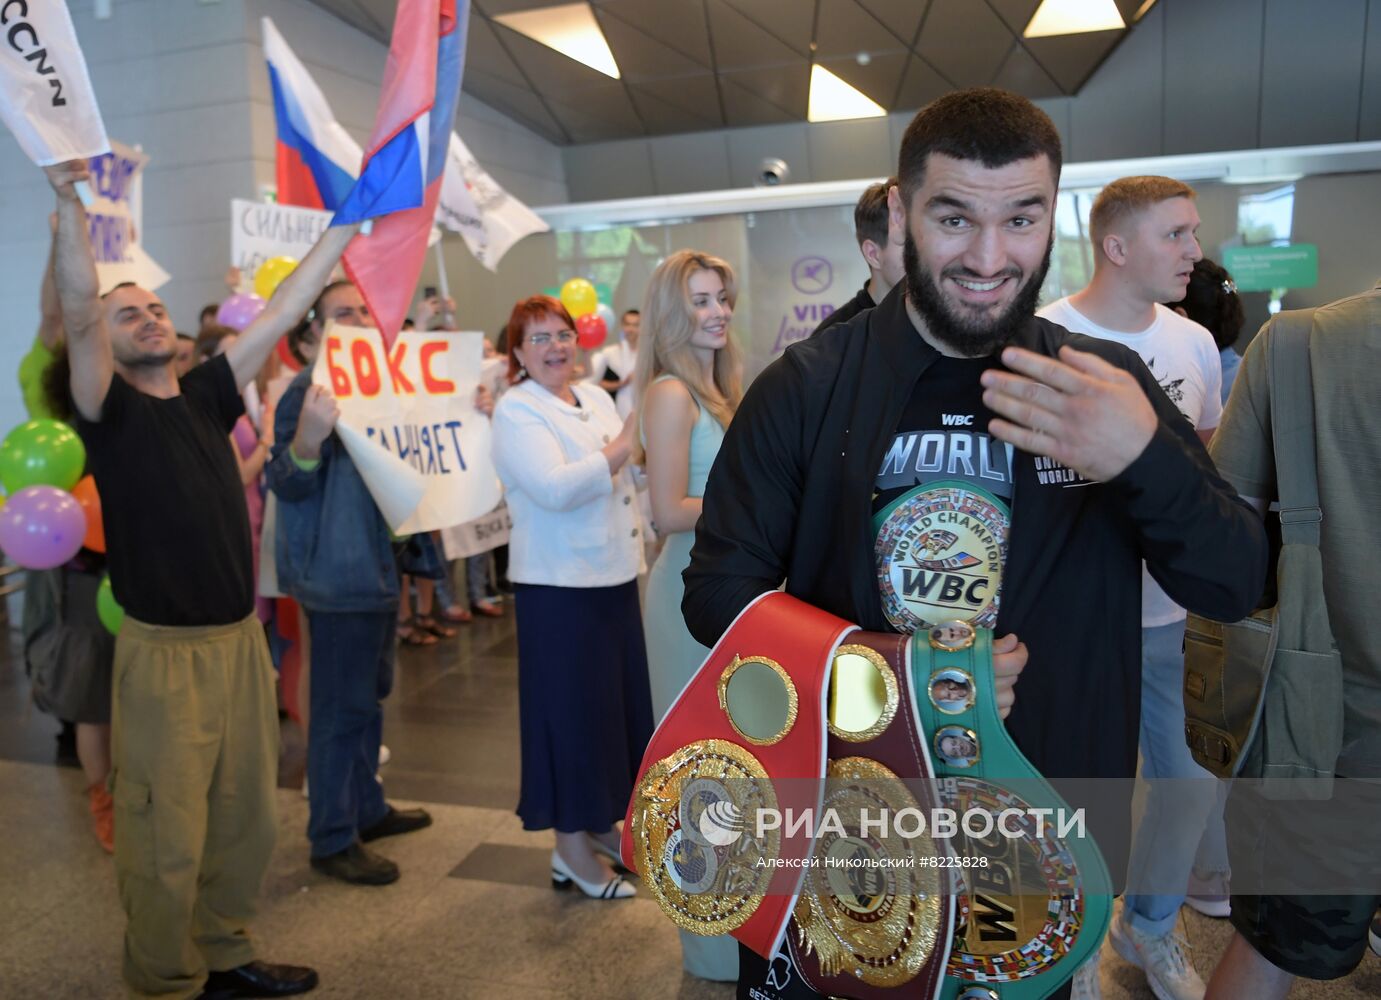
[76, 355, 253, 626]
[872, 355, 1013, 632]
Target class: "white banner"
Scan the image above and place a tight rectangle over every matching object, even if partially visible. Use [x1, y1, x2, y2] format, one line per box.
[231, 198, 333, 275]
[311, 323, 502, 534]
[87, 140, 169, 293]
[0, 0, 109, 165]
[440, 502, 511, 560]
[436, 132, 548, 271]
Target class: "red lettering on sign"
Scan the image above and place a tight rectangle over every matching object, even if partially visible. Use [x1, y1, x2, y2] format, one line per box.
[419, 341, 455, 394]
[385, 341, 416, 394]
[325, 336, 352, 397]
[351, 339, 381, 397]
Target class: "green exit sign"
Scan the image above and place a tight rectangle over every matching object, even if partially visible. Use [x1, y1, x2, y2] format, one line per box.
[1222, 244, 1318, 292]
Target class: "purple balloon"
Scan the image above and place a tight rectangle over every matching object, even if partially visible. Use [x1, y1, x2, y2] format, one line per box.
[216, 292, 266, 332]
[0, 485, 86, 570]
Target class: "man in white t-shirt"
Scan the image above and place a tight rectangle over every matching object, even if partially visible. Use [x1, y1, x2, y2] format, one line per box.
[591, 309, 640, 419]
[1039, 175, 1223, 1000]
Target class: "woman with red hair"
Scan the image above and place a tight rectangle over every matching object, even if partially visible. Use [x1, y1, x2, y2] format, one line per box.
[491, 295, 649, 900]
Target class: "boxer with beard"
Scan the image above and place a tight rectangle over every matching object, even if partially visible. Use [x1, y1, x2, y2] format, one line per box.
[681, 88, 1267, 1000]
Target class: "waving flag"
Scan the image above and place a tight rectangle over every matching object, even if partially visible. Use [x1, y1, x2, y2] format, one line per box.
[262, 17, 362, 210]
[0, 0, 109, 165]
[437, 131, 548, 272]
[335, 0, 468, 343]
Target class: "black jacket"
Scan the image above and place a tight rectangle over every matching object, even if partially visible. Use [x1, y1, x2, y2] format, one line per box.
[683, 282, 1268, 781]
[809, 281, 875, 338]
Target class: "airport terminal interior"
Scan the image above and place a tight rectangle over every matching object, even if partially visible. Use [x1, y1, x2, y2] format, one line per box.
[2, 0, 1381, 998]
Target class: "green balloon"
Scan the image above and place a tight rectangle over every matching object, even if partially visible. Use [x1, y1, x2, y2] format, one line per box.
[0, 419, 85, 493]
[97, 574, 124, 635]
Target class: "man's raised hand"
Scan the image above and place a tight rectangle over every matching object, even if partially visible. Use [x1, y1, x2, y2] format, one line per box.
[44, 160, 91, 202]
[981, 345, 1158, 482]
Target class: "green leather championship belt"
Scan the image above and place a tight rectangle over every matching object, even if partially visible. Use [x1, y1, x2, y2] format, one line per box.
[910, 621, 1112, 1000]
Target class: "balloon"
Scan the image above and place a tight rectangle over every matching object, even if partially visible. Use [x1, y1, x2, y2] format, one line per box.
[216, 293, 266, 332]
[0, 485, 85, 570]
[276, 336, 303, 373]
[575, 313, 607, 351]
[70, 475, 105, 554]
[254, 256, 299, 301]
[595, 303, 617, 338]
[97, 574, 124, 635]
[0, 419, 86, 493]
[559, 278, 598, 318]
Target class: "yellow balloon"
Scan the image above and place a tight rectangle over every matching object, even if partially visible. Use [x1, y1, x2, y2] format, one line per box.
[254, 256, 299, 301]
[559, 278, 598, 318]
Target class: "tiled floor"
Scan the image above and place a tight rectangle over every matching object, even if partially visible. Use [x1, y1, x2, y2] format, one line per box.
[1, 611, 1378, 998]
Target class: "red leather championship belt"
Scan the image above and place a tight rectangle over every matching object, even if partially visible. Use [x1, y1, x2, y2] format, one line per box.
[621, 593, 855, 957]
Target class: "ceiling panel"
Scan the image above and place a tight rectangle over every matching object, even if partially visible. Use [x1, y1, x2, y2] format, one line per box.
[991, 43, 1066, 98]
[915, 0, 1013, 87]
[1024, 29, 1124, 93]
[302, 0, 1143, 146]
[721, 0, 814, 56]
[595, 9, 711, 81]
[706, 0, 808, 71]
[813, 0, 911, 60]
[854, 0, 933, 45]
[597, 0, 716, 68]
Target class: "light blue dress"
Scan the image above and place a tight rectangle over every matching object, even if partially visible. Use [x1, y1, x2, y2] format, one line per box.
[640, 375, 738, 982]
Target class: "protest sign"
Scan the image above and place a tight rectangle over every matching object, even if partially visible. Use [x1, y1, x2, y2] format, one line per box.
[231, 198, 333, 275]
[436, 131, 548, 271]
[87, 140, 169, 293]
[440, 502, 510, 561]
[311, 323, 502, 534]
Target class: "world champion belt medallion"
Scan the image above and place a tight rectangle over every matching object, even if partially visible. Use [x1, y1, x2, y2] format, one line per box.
[630, 738, 779, 935]
[793, 757, 944, 988]
[874, 481, 1009, 633]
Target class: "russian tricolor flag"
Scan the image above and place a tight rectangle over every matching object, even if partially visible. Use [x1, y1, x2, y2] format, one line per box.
[334, 0, 468, 344]
[262, 18, 363, 211]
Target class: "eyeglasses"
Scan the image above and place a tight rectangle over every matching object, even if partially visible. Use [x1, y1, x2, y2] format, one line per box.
[527, 330, 576, 346]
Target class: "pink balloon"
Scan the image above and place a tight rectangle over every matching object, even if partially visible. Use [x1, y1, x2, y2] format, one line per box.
[0, 485, 86, 570]
[216, 293, 266, 332]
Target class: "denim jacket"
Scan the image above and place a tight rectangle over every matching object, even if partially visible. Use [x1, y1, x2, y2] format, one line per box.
[267, 369, 399, 612]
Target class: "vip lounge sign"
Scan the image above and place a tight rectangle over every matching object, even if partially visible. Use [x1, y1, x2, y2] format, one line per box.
[86, 140, 169, 293]
[312, 323, 502, 534]
[231, 198, 333, 275]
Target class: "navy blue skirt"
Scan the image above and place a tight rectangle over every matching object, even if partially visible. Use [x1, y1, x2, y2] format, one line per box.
[514, 580, 653, 833]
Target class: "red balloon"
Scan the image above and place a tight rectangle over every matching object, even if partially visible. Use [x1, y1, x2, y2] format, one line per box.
[575, 313, 607, 350]
[276, 336, 303, 373]
[70, 475, 105, 554]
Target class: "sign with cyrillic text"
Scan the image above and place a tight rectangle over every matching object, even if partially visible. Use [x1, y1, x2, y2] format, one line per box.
[87, 139, 169, 293]
[231, 198, 333, 275]
[311, 323, 501, 534]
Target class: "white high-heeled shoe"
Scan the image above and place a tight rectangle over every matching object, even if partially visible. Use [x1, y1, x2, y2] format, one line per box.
[550, 849, 636, 899]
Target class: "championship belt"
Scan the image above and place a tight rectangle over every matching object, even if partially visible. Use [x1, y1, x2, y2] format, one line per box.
[786, 631, 954, 999]
[621, 592, 857, 958]
[912, 621, 1113, 1000]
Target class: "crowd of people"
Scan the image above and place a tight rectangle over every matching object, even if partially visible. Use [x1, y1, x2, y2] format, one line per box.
[13, 85, 1378, 1000]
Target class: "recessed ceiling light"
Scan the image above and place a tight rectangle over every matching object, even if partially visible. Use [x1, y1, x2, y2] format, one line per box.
[493, 2, 620, 79]
[1024, 0, 1126, 38]
[807, 65, 885, 123]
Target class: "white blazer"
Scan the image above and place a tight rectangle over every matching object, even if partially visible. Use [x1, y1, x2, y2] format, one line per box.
[492, 379, 643, 588]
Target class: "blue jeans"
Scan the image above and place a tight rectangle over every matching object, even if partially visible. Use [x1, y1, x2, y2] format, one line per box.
[1124, 620, 1230, 934]
[306, 610, 395, 857]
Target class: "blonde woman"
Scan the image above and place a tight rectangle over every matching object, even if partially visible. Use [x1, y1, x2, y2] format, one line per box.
[633, 250, 743, 981]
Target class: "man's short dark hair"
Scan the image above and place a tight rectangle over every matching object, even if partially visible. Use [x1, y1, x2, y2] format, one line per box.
[100, 281, 138, 301]
[621, 308, 640, 319]
[853, 178, 895, 249]
[898, 88, 1062, 206]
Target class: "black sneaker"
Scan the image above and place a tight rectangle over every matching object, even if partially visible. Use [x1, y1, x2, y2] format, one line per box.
[1369, 910, 1380, 958]
[310, 842, 399, 886]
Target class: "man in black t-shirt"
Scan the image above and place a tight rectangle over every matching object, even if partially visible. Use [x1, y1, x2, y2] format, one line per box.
[45, 159, 360, 1000]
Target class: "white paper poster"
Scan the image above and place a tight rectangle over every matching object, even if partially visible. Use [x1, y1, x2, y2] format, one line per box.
[231, 198, 334, 275]
[87, 140, 169, 293]
[311, 323, 502, 534]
